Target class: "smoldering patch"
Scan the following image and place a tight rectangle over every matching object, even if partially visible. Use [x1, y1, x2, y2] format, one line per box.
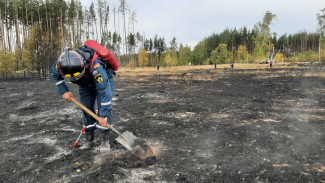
[93, 141, 162, 167]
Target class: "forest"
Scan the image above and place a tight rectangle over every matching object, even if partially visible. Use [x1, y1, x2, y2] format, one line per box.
[0, 0, 325, 78]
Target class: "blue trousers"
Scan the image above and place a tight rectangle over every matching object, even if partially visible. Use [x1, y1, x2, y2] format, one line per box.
[79, 69, 114, 132]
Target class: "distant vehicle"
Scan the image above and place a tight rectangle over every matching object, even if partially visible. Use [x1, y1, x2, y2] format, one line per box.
[259, 47, 275, 64]
[268, 47, 275, 63]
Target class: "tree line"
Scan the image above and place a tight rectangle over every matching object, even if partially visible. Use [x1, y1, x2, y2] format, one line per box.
[0, 0, 144, 78]
[0, 0, 324, 78]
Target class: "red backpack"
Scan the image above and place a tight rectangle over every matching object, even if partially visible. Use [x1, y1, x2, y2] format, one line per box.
[84, 40, 119, 71]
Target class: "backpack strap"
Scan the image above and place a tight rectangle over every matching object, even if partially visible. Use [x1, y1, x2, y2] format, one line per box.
[90, 52, 99, 71]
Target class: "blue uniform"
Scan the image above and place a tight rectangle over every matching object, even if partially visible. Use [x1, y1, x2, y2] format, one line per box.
[50, 54, 114, 132]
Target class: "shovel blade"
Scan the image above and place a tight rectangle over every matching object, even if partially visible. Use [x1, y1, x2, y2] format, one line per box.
[115, 131, 138, 151]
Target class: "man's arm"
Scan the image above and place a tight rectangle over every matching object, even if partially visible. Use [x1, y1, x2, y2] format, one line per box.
[91, 61, 113, 126]
[50, 61, 70, 98]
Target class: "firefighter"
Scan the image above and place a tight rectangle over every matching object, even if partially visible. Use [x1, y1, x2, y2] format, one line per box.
[50, 47, 115, 143]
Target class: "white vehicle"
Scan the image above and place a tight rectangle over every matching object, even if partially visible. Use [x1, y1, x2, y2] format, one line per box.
[268, 47, 275, 63]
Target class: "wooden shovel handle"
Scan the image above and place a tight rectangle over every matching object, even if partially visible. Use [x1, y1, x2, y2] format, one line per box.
[71, 97, 110, 128]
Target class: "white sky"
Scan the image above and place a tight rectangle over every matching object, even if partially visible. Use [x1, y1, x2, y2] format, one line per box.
[80, 0, 325, 49]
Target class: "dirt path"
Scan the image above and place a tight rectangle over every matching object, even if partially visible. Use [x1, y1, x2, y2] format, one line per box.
[0, 65, 324, 182]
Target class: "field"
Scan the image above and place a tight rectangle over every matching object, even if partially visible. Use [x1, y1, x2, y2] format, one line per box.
[0, 63, 325, 182]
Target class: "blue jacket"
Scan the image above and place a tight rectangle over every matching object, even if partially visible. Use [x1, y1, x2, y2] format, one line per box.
[50, 53, 114, 118]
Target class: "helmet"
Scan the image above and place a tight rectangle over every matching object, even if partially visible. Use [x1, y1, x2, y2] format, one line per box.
[58, 48, 85, 81]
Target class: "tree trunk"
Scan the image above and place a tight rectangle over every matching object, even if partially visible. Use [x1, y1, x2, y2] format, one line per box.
[5, 3, 11, 51]
[14, 6, 20, 70]
[50, 15, 52, 40]
[38, 8, 42, 35]
[60, 8, 63, 50]
[46, 7, 49, 33]
[123, 12, 127, 59]
[0, 8, 4, 49]
[25, 0, 29, 42]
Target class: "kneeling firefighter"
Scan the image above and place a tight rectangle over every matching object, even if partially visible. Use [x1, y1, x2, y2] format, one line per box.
[50, 45, 116, 143]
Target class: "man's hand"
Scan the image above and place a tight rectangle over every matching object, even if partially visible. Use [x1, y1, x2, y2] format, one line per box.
[98, 117, 109, 128]
[62, 91, 73, 101]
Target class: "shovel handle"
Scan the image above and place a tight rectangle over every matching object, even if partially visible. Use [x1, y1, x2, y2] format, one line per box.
[71, 97, 110, 129]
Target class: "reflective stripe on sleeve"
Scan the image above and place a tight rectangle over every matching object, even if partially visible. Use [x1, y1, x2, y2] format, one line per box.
[101, 101, 112, 106]
[56, 80, 64, 85]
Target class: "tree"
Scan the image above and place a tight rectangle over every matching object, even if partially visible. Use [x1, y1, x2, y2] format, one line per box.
[138, 48, 148, 67]
[103, 1, 110, 45]
[127, 33, 135, 54]
[119, 0, 128, 56]
[274, 53, 285, 62]
[170, 37, 178, 52]
[76, 0, 83, 46]
[192, 39, 208, 65]
[178, 43, 192, 65]
[317, 8, 325, 62]
[0, 50, 15, 78]
[253, 11, 276, 62]
[236, 45, 249, 63]
[165, 48, 177, 66]
[89, 2, 97, 41]
[210, 43, 231, 64]
[158, 37, 166, 63]
[68, 0, 76, 45]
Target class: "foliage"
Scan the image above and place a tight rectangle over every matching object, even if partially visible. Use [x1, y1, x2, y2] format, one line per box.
[236, 45, 249, 63]
[127, 33, 136, 54]
[138, 48, 148, 67]
[317, 8, 325, 33]
[213, 43, 232, 64]
[284, 50, 324, 62]
[1, 2, 325, 79]
[0, 50, 15, 77]
[164, 48, 178, 66]
[192, 39, 208, 65]
[273, 53, 285, 62]
[127, 55, 136, 67]
[178, 44, 192, 66]
[253, 11, 276, 62]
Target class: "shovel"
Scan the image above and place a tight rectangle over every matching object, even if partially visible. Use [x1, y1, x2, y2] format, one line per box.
[71, 97, 138, 151]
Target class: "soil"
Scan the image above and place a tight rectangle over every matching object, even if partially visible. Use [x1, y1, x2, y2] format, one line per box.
[0, 65, 325, 182]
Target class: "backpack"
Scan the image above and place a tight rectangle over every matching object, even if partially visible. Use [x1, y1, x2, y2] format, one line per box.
[82, 40, 119, 71]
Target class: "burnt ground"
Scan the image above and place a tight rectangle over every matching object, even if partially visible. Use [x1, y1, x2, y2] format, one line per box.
[0, 65, 325, 182]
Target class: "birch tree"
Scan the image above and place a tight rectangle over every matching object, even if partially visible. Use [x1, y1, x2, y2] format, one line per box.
[119, 0, 128, 56]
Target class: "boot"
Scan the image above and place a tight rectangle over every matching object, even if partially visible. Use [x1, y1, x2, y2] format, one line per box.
[100, 130, 110, 146]
[85, 130, 94, 142]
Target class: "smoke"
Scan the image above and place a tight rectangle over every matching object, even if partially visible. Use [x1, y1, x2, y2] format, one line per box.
[93, 141, 161, 165]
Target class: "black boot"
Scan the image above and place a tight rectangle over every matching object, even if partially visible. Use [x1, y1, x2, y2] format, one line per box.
[85, 130, 94, 142]
[100, 130, 110, 146]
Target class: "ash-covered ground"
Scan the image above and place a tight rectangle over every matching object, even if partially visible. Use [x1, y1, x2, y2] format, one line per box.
[0, 65, 324, 182]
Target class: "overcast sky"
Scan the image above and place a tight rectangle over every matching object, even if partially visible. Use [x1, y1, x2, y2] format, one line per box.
[80, 0, 325, 48]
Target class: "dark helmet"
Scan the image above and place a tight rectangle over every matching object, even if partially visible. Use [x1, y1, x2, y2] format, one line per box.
[58, 48, 85, 81]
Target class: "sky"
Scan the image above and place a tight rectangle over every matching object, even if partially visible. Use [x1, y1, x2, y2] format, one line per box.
[80, 0, 325, 49]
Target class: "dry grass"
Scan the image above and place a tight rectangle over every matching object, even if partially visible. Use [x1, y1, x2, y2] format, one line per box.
[118, 63, 299, 73]
[116, 63, 325, 80]
[118, 63, 280, 74]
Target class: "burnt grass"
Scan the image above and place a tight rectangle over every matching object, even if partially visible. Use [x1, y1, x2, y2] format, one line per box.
[0, 65, 325, 182]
